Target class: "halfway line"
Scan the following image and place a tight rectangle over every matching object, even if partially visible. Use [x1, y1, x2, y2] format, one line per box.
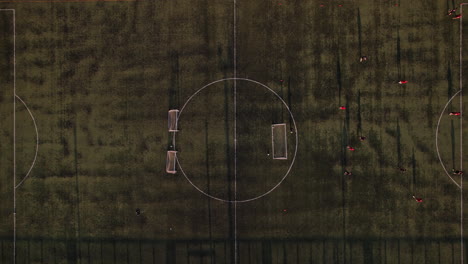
[233, 0, 238, 263]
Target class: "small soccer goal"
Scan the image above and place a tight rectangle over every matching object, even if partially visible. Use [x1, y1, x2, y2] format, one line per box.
[168, 109, 179, 132]
[166, 151, 177, 174]
[271, 123, 288, 160]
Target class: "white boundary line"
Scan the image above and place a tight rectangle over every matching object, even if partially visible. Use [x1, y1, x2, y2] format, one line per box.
[233, 0, 238, 262]
[14, 95, 39, 189]
[459, 4, 466, 263]
[13, 8, 16, 264]
[0, 8, 19, 264]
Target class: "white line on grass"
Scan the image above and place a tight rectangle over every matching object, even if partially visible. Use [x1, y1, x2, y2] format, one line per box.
[13, 8, 16, 263]
[233, 0, 238, 262]
[435, 90, 462, 189]
[459, 4, 466, 263]
[0, 8, 19, 264]
[14, 95, 39, 189]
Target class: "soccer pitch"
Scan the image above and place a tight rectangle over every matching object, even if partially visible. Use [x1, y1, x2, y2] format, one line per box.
[0, 0, 467, 263]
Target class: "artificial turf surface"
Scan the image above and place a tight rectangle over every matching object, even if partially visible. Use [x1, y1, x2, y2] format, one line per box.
[0, 0, 467, 263]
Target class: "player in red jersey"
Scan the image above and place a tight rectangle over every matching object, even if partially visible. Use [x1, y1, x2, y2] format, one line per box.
[448, 8, 457, 16]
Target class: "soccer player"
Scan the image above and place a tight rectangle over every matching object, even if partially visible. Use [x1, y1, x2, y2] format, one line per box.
[452, 169, 464, 175]
[398, 167, 407, 172]
[344, 170, 352, 176]
[398, 80, 408, 84]
[136, 208, 141, 216]
[339, 106, 346, 110]
[449, 112, 461, 116]
[359, 136, 367, 141]
[360, 56, 368, 62]
[448, 8, 457, 16]
[453, 14, 462, 19]
[412, 195, 423, 203]
[347, 146, 355, 151]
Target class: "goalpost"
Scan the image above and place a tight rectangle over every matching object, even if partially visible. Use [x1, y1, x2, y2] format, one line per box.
[272, 123, 288, 160]
[168, 109, 179, 132]
[166, 151, 177, 174]
[167, 110, 179, 174]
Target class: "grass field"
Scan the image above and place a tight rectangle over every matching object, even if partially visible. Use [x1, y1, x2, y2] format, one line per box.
[0, 0, 467, 263]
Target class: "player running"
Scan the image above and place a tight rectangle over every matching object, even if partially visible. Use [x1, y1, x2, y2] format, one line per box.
[398, 167, 407, 173]
[412, 195, 423, 203]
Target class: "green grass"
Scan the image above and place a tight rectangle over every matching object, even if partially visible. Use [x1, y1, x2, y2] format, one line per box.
[0, 0, 466, 263]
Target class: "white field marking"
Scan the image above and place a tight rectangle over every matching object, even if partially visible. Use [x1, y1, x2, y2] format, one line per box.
[0, 8, 19, 264]
[435, 90, 462, 189]
[13, 9, 15, 263]
[176, 77, 298, 203]
[459, 4, 466, 264]
[14, 95, 39, 189]
[233, 0, 238, 263]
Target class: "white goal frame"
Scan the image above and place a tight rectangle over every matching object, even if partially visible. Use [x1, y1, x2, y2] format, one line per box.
[168, 109, 179, 132]
[271, 123, 288, 160]
[166, 151, 177, 174]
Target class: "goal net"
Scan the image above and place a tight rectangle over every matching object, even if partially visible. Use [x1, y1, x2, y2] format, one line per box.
[272, 123, 288, 160]
[166, 151, 177, 174]
[168, 109, 179, 132]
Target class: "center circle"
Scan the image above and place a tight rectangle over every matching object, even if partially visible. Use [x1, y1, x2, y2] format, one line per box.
[176, 78, 298, 203]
